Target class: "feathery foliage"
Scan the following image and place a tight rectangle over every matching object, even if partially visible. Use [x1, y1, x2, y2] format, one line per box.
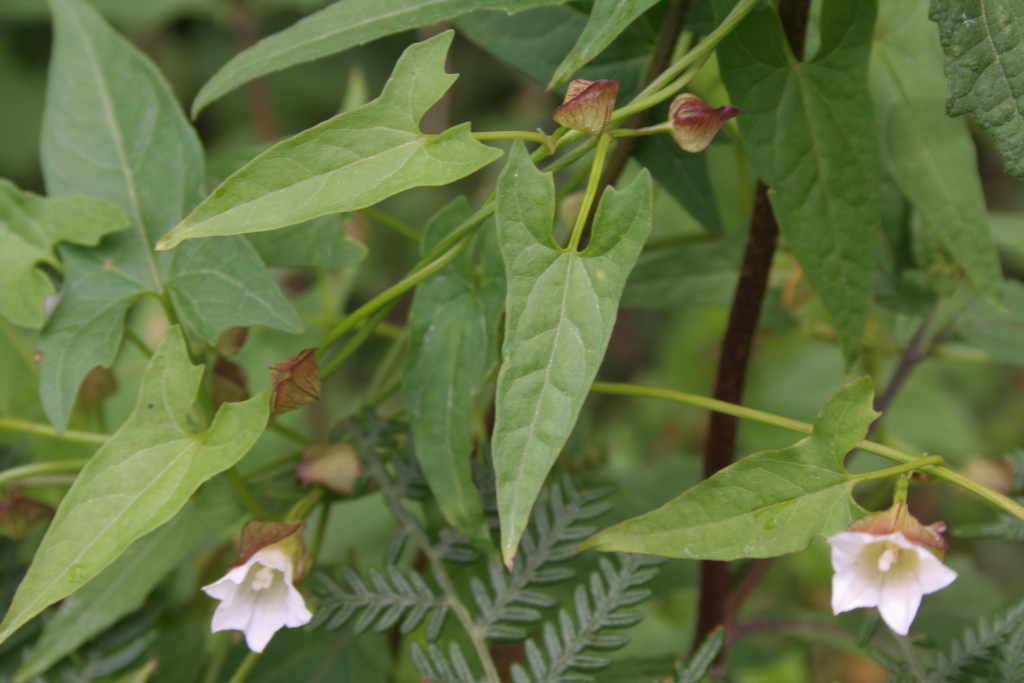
[411, 643, 483, 683]
[931, 595, 1024, 682]
[673, 627, 724, 683]
[508, 553, 663, 683]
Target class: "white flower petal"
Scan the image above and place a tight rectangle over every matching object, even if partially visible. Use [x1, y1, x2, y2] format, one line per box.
[877, 553, 923, 636]
[911, 546, 958, 594]
[828, 531, 876, 572]
[244, 575, 291, 653]
[283, 583, 313, 628]
[211, 584, 257, 633]
[831, 564, 882, 615]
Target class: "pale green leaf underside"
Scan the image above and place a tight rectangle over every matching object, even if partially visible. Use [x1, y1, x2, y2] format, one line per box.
[492, 141, 652, 566]
[246, 214, 367, 269]
[581, 378, 879, 560]
[930, 0, 1024, 178]
[404, 198, 504, 557]
[0, 179, 127, 329]
[873, 0, 1003, 305]
[159, 31, 502, 250]
[715, 0, 880, 364]
[38, 0, 299, 433]
[548, 0, 660, 88]
[0, 327, 269, 646]
[13, 484, 241, 682]
[191, 0, 570, 116]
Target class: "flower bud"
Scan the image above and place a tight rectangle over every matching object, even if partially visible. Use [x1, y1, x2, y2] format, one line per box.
[269, 349, 320, 416]
[827, 501, 956, 636]
[668, 93, 740, 153]
[553, 78, 619, 135]
[212, 357, 249, 411]
[202, 520, 313, 653]
[296, 443, 362, 494]
[0, 491, 54, 540]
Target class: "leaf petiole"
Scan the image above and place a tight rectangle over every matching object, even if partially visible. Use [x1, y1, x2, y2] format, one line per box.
[566, 133, 612, 253]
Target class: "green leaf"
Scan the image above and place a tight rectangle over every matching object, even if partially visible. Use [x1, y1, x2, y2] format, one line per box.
[621, 229, 745, 309]
[454, 5, 652, 98]
[205, 145, 367, 269]
[930, 0, 1024, 178]
[12, 483, 240, 682]
[0, 326, 269, 646]
[493, 141, 652, 566]
[403, 198, 504, 558]
[0, 179, 127, 329]
[158, 32, 501, 250]
[246, 215, 367, 269]
[957, 280, 1024, 367]
[38, 0, 300, 433]
[548, 0, 659, 88]
[872, 0, 1003, 305]
[245, 629, 390, 683]
[715, 0, 881, 364]
[191, 0, 569, 116]
[580, 378, 877, 559]
[634, 133, 722, 235]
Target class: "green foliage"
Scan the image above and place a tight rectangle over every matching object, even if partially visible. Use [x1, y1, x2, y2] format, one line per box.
[931, 0, 1024, 178]
[38, 0, 299, 433]
[159, 32, 501, 249]
[492, 141, 651, 566]
[507, 553, 662, 683]
[0, 327, 268, 646]
[633, 134, 722, 235]
[12, 485, 239, 682]
[548, 0, 661, 88]
[872, 0, 1003, 306]
[190, 0, 570, 116]
[403, 198, 504, 557]
[673, 627, 724, 683]
[310, 565, 449, 640]
[0, 179, 127, 329]
[931, 595, 1024, 681]
[581, 379, 876, 559]
[715, 0, 880, 363]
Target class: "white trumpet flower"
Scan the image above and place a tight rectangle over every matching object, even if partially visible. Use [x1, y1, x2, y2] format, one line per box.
[202, 522, 313, 653]
[828, 530, 957, 636]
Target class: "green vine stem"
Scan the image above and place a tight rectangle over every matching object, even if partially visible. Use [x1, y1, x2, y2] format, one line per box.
[224, 651, 260, 683]
[0, 417, 108, 445]
[589, 381, 1024, 523]
[359, 206, 421, 242]
[0, 459, 90, 489]
[225, 467, 284, 521]
[566, 133, 612, 253]
[473, 130, 551, 147]
[267, 420, 312, 446]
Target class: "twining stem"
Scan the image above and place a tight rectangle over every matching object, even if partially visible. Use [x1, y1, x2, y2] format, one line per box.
[320, 302, 397, 378]
[286, 485, 324, 522]
[566, 133, 612, 252]
[360, 207, 421, 243]
[0, 417, 108, 445]
[589, 382, 1024, 524]
[473, 130, 550, 146]
[225, 467, 283, 521]
[224, 651, 260, 683]
[0, 459, 90, 489]
[268, 420, 312, 445]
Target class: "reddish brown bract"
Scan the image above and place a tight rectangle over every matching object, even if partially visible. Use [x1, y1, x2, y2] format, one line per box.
[669, 93, 740, 153]
[553, 78, 619, 136]
[268, 348, 320, 416]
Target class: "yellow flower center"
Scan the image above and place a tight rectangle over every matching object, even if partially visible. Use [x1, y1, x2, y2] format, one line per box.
[251, 566, 275, 591]
[877, 544, 900, 572]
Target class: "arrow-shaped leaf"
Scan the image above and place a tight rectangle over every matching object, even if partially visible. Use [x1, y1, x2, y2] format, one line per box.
[38, 0, 300, 433]
[492, 140, 652, 566]
[157, 31, 502, 250]
[0, 179, 126, 329]
[0, 326, 269, 646]
[581, 379, 878, 559]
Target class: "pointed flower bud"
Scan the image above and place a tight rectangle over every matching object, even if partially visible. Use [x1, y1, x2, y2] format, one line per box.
[827, 501, 956, 636]
[668, 93, 740, 153]
[212, 357, 249, 411]
[553, 78, 619, 135]
[269, 349, 320, 416]
[202, 520, 313, 653]
[0, 491, 54, 540]
[296, 443, 362, 494]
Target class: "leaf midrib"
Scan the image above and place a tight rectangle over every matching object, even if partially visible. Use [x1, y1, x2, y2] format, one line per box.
[65, 2, 161, 291]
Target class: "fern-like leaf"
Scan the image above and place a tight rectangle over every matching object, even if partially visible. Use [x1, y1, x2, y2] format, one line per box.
[932, 595, 1024, 682]
[508, 553, 662, 683]
[673, 627, 724, 683]
[473, 474, 613, 640]
[997, 622, 1024, 683]
[309, 565, 449, 640]
[411, 642, 484, 683]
